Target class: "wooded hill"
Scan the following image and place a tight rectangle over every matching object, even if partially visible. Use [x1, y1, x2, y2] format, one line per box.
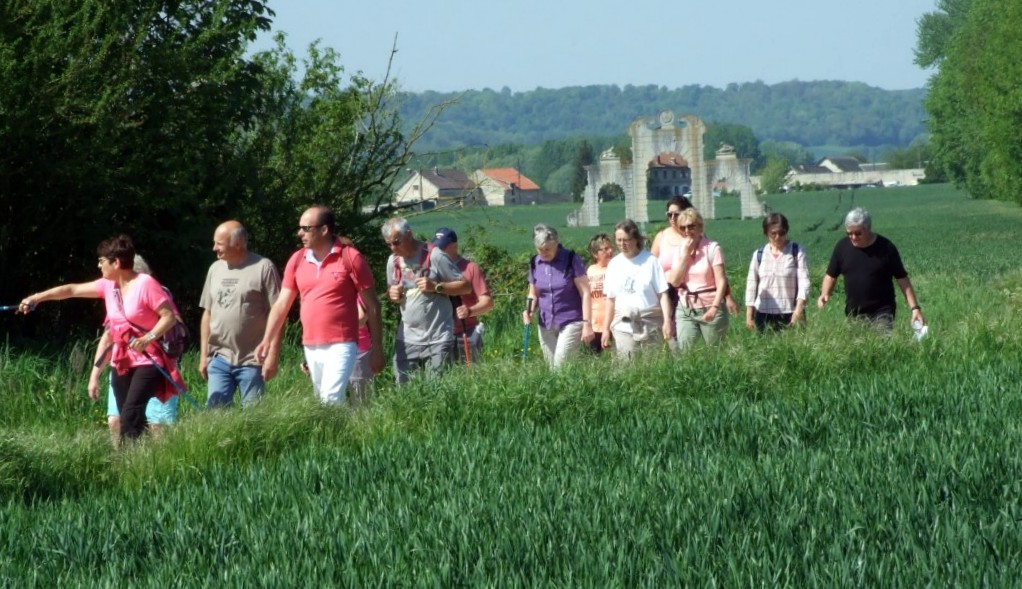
[397, 80, 927, 154]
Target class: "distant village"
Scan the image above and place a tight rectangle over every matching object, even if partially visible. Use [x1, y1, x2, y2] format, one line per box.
[393, 155, 925, 211]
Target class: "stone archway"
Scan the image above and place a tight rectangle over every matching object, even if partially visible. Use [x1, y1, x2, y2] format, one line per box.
[575, 110, 764, 227]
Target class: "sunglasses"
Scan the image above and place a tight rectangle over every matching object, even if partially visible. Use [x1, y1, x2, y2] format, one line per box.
[678, 224, 699, 231]
[667, 211, 683, 219]
[298, 224, 323, 233]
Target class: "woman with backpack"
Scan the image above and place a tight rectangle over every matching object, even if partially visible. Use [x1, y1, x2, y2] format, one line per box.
[744, 213, 810, 332]
[665, 208, 730, 349]
[522, 224, 594, 368]
[88, 254, 181, 447]
[18, 235, 184, 441]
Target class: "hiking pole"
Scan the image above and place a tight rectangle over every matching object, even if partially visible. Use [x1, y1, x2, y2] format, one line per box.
[522, 297, 534, 361]
[452, 295, 471, 366]
[134, 342, 203, 410]
[461, 320, 472, 365]
[2, 302, 35, 312]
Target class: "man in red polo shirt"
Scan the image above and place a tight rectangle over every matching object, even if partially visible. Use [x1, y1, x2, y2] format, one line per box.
[255, 206, 384, 404]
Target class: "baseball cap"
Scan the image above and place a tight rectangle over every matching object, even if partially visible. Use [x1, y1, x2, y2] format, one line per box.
[432, 227, 457, 249]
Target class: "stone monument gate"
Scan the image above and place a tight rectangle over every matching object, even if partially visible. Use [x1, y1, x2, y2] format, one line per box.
[573, 110, 764, 227]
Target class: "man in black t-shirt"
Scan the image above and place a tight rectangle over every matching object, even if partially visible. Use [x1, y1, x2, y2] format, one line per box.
[817, 207, 926, 330]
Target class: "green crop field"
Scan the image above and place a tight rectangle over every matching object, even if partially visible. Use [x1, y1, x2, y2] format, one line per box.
[4, 184, 1022, 587]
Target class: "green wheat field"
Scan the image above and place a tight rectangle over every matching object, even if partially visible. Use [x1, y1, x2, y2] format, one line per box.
[3, 184, 1022, 587]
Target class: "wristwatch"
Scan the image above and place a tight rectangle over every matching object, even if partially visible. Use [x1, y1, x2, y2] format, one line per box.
[435, 282, 445, 295]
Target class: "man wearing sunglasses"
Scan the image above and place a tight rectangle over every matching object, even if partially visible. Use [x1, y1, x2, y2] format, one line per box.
[383, 217, 470, 383]
[817, 207, 926, 331]
[255, 206, 384, 404]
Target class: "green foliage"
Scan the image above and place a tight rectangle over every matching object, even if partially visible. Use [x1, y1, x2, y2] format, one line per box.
[0, 0, 273, 331]
[924, 0, 1022, 203]
[914, 0, 974, 68]
[703, 122, 762, 169]
[759, 139, 816, 168]
[0, 3, 435, 341]
[759, 157, 792, 194]
[883, 138, 931, 170]
[399, 82, 928, 154]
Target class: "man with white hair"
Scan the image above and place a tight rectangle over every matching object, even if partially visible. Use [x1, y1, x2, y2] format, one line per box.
[199, 220, 281, 408]
[817, 207, 926, 330]
[383, 217, 469, 383]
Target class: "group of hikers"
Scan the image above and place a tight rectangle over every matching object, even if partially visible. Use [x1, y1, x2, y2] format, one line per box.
[16, 197, 926, 443]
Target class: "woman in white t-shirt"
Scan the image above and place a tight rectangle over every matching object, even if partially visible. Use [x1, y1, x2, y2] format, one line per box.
[601, 219, 672, 359]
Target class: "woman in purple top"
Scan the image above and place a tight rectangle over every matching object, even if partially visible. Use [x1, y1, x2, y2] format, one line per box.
[522, 224, 594, 368]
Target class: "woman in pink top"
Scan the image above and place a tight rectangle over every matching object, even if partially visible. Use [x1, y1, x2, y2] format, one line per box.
[18, 235, 181, 440]
[664, 209, 730, 349]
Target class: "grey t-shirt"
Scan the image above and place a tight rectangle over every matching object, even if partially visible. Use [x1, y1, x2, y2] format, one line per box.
[199, 252, 281, 366]
[387, 243, 462, 345]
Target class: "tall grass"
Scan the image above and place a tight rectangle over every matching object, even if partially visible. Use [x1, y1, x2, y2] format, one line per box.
[3, 184, 1022, 586]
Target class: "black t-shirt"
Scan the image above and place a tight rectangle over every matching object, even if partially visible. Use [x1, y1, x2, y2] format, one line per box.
[825, 234, 908, 316]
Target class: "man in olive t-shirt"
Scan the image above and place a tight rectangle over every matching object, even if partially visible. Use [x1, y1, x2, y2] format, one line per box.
[199, 221, 281, 408]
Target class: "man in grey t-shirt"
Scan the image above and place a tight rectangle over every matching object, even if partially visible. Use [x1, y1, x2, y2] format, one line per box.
[199, 220, 281, 408]
[383, 217, 469, 384]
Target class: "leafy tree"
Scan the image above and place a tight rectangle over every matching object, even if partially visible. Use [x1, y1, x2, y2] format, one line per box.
[234, 34, 446, 267]
[759, 157, 791, 195]
[914, 0, 974, 68]
[703, 122, 762, 169]
[923, 0, 1022, 202]
[0, 0, 273, 333]
[759, 140, 815, 168]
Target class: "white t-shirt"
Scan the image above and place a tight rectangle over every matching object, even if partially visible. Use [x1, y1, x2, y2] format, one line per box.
[603, 249, 669, 312]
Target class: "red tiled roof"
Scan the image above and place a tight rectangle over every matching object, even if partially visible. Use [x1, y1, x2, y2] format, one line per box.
[648, 151, 689, 168]
[478, 168, 540, 191]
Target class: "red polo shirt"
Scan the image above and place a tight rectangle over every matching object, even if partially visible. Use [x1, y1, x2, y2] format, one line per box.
[283, 239, 374, 345]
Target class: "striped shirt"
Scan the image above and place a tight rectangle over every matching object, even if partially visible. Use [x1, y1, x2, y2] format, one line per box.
[744, 242, 810, 314]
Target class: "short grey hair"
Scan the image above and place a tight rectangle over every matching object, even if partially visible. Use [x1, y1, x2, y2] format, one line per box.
[229, 225, 249, 247]
[382, 217, 411, 240]
[533, 224, 559, 248]
[844, 207, 872, 229]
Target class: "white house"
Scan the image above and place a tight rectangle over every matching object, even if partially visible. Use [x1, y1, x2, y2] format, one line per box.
[471, 168, 541, 206]
[393, 168, 478, 209]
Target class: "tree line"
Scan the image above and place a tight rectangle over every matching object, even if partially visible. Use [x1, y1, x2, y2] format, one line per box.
[397, 81, 928, 155]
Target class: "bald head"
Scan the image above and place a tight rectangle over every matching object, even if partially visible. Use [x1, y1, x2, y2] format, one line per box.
[213, 220, 249, 265]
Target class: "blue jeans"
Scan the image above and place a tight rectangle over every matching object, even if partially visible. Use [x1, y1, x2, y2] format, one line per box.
[205, 354, 264, 409]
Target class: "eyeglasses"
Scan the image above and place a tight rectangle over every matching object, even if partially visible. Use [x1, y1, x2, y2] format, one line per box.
[386, 236, 403, 247]
[667, 212, 682, 219]
[846, 230, 864, 237]
[678, 224, 699, 231]
[298, 224, 324, 233]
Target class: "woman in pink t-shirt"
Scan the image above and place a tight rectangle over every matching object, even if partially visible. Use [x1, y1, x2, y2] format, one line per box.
[18, 235, 181, 440]
[664, 209, 730, 349]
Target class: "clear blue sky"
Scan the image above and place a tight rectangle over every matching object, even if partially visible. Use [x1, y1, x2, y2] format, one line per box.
[252, 0, 937, 92]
